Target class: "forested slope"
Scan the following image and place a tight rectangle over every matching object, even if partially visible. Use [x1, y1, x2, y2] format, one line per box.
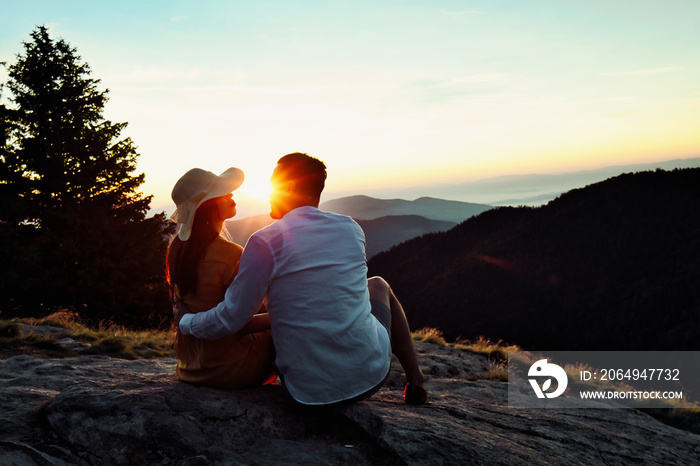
[368, 168, 700, 350]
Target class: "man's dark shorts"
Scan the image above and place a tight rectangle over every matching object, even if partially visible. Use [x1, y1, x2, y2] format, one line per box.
[370, 299, 392, 341]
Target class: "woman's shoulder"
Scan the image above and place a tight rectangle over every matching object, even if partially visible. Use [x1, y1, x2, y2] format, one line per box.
[213, 235, 244, 251]
[206, 236, 243, 259]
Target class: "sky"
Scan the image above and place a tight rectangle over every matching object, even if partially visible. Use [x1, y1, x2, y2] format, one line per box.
[2, 0, 699, 217]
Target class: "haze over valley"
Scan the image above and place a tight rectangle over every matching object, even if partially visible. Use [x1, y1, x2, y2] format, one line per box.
[225, 157, 699, 258]
[204, 156, 700, 221]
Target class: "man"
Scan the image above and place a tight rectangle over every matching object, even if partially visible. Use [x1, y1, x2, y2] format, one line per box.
[174, 152, 427, 406]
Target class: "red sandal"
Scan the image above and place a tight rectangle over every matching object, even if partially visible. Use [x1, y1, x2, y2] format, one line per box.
[404, 384, 428, 405]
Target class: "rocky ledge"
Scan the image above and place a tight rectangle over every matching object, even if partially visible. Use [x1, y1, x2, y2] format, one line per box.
[1, 342, 699, 465]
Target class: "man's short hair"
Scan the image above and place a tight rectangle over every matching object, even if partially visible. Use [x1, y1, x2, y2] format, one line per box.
[276, 152, 327, 199]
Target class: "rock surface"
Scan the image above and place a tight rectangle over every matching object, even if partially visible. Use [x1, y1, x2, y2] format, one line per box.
[1, 342, 699, 465]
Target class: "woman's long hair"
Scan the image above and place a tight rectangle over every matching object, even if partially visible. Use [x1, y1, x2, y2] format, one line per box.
[166, 197, 225, 300]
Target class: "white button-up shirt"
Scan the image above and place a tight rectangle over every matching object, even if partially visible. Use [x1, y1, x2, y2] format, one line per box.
[179, 206, 391, 405]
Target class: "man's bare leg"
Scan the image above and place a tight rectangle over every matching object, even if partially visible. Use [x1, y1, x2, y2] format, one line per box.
[368, 276, 426, 390]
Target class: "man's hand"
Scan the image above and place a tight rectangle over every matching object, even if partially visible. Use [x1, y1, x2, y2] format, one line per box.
[172, 297, 190, 329]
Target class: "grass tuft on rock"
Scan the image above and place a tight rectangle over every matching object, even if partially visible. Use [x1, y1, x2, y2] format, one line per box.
[0, 309, 175, 359]
[411, 327, 448, 346]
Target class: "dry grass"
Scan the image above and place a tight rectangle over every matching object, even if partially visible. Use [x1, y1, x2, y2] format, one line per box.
[0, 309, 175, 359]
[484, 361, 509, 382]
[452, 336, 520, 366]
[31, 309, 82, 328]
[411, 327, 448, 346]
[410, 331, 515, 381]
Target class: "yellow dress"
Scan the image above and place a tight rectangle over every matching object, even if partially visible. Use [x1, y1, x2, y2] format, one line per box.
[174, 236, 275, 388]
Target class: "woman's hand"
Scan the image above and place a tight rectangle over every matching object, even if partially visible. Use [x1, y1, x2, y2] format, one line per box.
[172, 297, 190, 328]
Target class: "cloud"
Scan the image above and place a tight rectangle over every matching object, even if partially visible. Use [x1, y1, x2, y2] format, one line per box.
[601, 110, 640, 119]
[412, 74, 505, 89]
[600, 66, 683, 77]
[176, 84, 351, 95]
[103, 65, 217, 83]
[452, 73, 505, 84]
[407, 74, 508, 107]
[439, 10, 483, 15]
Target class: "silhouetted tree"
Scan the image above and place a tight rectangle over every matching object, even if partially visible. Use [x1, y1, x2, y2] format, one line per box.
[0, 26, 175, 326]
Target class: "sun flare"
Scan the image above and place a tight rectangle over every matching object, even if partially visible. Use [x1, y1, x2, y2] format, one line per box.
[239, 176, 272, 201]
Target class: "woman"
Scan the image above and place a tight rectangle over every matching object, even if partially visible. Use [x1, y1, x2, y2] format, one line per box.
[166, 167, 276, 388]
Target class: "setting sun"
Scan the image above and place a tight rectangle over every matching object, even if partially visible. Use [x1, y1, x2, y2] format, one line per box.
[7, 1, 696, 218]
[239, 176, 271, 201]
[229, 168, 275, 218]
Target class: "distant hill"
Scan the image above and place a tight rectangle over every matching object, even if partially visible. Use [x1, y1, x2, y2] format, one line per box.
[368, 168, 700, 351]
[225, 214, 273, 246]
[356, 216, 456, 258]
[150, 157, 700, 215]
[319, 195, 492, 222]
[361, 156, 700, 206]
[226, 195, 482, 256]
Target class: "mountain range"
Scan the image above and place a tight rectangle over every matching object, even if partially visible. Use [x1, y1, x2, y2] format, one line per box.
[152, 157, 699, 216]
[319, 195, 491, 222]
[225, 196, 491, 258]
[350, 156, 700, 206]
[367, 168, 700, 351]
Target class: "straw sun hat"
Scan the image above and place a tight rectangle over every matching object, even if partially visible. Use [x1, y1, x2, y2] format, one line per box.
[170, 167, 245, 241]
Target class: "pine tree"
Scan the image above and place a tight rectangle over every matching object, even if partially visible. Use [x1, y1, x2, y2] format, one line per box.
[0, 26, 175, 326]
